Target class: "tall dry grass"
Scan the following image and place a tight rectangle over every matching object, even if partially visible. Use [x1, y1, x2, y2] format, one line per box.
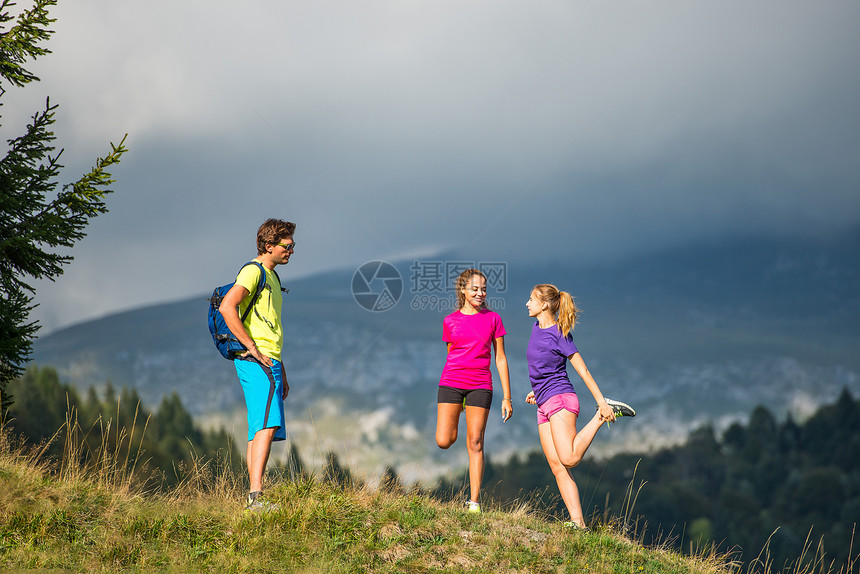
[1, 407, 857, 573]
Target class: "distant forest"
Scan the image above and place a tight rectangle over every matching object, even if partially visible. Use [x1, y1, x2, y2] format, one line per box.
[5, 366, 244, 488]
[6, 366, 858, 571]
[4, 366, 362, 490]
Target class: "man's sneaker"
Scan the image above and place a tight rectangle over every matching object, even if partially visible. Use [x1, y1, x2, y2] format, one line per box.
[245, 499, 278, 512]
[603, 398, 636, 418]
[563, 521, 590, 532]
[245, 491, 278, 512]
[466, 500, 481, 514]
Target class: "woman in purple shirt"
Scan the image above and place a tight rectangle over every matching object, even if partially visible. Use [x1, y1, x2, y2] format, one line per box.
[525, 284, 635, 530]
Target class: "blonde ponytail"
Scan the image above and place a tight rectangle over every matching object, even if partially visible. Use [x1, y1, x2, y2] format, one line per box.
[533, 284, 579, 337]
[557, 291, 578, 337]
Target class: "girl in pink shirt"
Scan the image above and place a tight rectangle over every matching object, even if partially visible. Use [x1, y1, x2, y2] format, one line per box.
[436, 269, 513, 513]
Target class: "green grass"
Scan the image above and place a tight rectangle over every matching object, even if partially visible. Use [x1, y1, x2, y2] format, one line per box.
[0, 421, 851, 574]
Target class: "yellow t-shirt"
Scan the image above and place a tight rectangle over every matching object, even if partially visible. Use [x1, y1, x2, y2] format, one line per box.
[235, 261, 283, 361]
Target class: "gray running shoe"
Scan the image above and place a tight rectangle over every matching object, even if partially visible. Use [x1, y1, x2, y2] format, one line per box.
[245, 491, 278, 512]
[603, 398, 636, 418]
[245, 498, 278, 512]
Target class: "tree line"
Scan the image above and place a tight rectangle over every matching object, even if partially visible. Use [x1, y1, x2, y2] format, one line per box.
[4, 364, 398, 493]
[4, 365, 244, 488]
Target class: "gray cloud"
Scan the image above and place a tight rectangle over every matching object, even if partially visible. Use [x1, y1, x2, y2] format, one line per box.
[8, 0, 858, 332]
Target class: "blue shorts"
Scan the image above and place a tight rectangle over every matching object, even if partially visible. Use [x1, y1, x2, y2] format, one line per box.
[235, 357, 287, 442]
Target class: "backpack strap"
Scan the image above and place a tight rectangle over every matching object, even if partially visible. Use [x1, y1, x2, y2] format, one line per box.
[272, 269, 288, 294]
[238, 261, 267, 323]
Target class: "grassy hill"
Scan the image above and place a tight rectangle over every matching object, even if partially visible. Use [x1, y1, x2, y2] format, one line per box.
[0, 424, 847, 574]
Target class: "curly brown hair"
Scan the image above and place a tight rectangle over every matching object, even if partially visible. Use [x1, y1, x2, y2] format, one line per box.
[455, 268, 488, 310]
[256, 219, 296, 255]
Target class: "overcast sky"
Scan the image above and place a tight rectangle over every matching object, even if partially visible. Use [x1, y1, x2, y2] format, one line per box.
[5, 0, 859, 333]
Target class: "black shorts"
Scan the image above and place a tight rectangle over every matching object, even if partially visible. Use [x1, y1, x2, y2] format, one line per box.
[438, 385, 493, 410]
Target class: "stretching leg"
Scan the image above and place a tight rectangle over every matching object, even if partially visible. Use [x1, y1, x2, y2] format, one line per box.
[436, 402, 462, 449]
[549, 408, 605, 469]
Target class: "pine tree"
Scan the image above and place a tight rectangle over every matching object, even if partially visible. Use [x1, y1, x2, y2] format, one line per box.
[0, 0, 127, 411]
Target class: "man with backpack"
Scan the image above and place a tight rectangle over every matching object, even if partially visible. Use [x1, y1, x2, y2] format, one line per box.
[219, 218, 296, 510]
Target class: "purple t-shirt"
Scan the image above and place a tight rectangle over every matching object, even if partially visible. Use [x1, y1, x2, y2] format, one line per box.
[440, 309, 506, 390]
[527, 321, 579, 406]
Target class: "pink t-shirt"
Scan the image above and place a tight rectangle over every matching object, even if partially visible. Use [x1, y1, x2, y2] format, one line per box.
[439, 309, 507, 390]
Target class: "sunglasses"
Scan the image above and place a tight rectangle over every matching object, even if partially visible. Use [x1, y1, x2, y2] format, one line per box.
[277, 241, 296, 252]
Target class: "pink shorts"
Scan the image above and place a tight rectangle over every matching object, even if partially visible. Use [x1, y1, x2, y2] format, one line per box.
[537, 392, 580, 425]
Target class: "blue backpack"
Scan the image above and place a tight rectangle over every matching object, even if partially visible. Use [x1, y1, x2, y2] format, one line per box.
[208, 262, 282, 360]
